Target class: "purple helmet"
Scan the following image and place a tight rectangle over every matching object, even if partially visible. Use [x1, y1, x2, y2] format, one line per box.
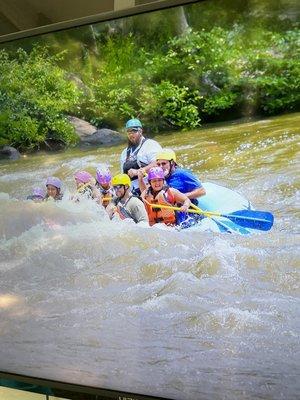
[32, 187, 45, 198]
[147, 166, 165, 181]
[96, 168, 111, 185]
[74, 170, 93, 184]
[46, 176, 62, 189]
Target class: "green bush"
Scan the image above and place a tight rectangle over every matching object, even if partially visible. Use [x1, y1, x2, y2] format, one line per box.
[148, 81, 201, 129]
[0, 18, 299, 149]
[239, 30, 300, 114]
[202, 92, 238, 115]
[0, 48, 81, 150]
[0, 112, 44, 151]
[90, 71, 143, 127]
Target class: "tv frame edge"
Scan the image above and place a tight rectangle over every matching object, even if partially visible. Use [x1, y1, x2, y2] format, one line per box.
[0, 0, 201, 44]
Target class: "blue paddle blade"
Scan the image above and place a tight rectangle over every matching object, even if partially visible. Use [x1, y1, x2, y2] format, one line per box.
[224, 210, 274, 231]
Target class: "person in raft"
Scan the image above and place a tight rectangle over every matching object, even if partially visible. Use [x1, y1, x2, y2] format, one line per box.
[107, 173, 149, 224]
[44, 177, 63, 201]
[155, 149, 206, 203]
[140, 166, 191, 227]
[95, 165, 114, 208]
[74, 171, 101, 203]
[27, 187, 45, 202]
[138, 150, 205, 226]
[120, 118, 162, 196]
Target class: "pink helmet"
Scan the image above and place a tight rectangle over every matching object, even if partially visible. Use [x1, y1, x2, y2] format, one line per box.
[96, 168, 111, 185]
[74, 170, 93, 184]
[46, 177, 62, 189]
[148, 166, 165, 181]
[32, 187, 45, 198]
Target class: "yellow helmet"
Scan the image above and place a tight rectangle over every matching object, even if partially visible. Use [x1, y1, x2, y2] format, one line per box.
[111, 173, 131, 187]
[156, 149, 177, 163]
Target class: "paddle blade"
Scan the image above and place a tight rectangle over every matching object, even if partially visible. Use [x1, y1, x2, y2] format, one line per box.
[226, 210, 274, 231]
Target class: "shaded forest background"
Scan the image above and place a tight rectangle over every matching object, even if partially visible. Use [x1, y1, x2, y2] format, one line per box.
[0, 0, 299, 151]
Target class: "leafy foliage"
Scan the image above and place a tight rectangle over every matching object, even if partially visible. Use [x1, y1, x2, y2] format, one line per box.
[0, 48, 81, 150]
[0, 1, 299, 150]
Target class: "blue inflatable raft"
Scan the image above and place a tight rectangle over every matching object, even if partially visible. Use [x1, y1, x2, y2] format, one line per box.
[189, 182, 253, 235]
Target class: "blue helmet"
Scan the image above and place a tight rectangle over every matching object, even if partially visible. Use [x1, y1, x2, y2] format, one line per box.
[125, 118, 142, 129]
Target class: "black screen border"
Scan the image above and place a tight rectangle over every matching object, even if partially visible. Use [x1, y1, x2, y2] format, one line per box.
[0, 0, 202, 44]
[0, 371, 170, 399]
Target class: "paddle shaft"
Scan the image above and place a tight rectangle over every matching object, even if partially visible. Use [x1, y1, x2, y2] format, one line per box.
[189, 203, 269, 224]
[150, 203, 212, 215]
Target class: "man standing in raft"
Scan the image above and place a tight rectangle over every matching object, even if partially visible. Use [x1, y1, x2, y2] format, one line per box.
[120, 118, 162, 196]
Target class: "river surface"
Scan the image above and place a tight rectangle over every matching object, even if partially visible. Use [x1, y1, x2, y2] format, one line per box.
[0, 113, 299, 400]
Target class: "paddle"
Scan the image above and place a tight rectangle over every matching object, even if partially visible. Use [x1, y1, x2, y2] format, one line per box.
[189, 202, 237, 233]
[150, 203, 274, 231]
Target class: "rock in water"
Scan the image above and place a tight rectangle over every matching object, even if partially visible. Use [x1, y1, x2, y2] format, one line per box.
[0, 146, 21, 160]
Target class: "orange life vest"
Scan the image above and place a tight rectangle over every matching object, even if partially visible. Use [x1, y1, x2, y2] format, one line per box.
[97, 184, 114, 207]
[142, 186, 176, 226]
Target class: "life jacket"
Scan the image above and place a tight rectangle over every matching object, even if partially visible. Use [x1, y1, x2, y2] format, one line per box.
[115, 196, 139, 223]
[142, 186, 176, 226]
[122, 138, 148, 179]
[96, 184, 114, 207]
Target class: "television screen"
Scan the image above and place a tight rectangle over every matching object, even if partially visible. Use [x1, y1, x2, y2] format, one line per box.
[0, 1, 299, 399]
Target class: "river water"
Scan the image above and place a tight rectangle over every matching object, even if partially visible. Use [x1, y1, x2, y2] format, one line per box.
[0, 113, 299, 400]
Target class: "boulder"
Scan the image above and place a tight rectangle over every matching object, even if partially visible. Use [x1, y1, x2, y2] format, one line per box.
[80, 128, 125, 146]
[0, 146, 21, 160]
[68, 116, 97, 139]
[68, 116, 125, 146]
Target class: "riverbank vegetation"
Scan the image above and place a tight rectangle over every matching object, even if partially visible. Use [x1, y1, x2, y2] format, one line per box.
[0, 0, 299, 151]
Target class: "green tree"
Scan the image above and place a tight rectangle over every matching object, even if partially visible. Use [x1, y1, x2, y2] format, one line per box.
[0, 48, 81, 150]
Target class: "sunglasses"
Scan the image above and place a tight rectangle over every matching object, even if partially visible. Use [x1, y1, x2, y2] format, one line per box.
[157, 161, 168, 167]
[127, 128, 140, 133]
[113, 184, 124, 190]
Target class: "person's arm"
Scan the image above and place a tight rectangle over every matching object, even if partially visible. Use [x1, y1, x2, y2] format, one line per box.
[106, 202, 119, 220]
[185, 186, 206, 199]
[128, 140, 162, 178]
[173, 189, 191, 213]
[137, 169, 148, 193]
[127, 160, 158, 179]
[127, 160, 157, 178]
[90, 184, 102, 205]
[178, 169, 206, 199]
